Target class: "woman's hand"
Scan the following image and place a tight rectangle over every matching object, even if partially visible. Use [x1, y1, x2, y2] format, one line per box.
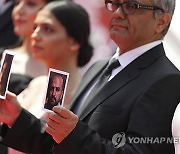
[0, 91, 22, 127]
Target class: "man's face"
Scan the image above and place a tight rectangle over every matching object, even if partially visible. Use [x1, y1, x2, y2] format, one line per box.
[48, 76, 63, 105]
[0, 62, 7, 82]
[109, 0, 164, 53]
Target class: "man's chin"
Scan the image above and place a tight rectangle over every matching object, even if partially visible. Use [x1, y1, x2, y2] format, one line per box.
[50, 101, 58, 106]
[50, 99, 56, 103]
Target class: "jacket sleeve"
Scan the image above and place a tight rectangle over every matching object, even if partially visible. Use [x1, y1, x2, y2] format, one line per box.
[0, 109, 54, 154]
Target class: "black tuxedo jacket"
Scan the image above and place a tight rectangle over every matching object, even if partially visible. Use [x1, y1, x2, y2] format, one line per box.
[1, 43, 180, 154]
[0, 3, 18, 48]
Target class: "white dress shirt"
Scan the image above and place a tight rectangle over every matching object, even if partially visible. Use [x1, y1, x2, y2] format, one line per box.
[110, 40, 162, 80]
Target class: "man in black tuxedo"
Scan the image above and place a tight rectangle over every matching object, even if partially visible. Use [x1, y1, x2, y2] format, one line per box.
[0, 0, 180, 154]
[0, 0, 18, 49]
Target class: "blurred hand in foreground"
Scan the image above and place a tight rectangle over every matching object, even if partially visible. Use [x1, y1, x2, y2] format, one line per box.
[0, 91, 22, 127]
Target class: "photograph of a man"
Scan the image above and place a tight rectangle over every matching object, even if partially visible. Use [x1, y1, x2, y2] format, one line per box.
[44, 69, 69, 110]
[0, 52, 14, 99]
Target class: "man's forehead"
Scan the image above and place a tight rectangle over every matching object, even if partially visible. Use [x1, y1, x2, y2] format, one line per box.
[51, 76, 63, 85]
[50, 86, 61, 89]
[52, 76, 62, 81]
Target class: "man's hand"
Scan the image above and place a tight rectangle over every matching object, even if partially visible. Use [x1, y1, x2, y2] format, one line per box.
[46, 106, 79, 143]
[0, 91, 22, 127]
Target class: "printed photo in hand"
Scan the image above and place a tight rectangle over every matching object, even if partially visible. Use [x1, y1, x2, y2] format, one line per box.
[0, 52, 14, 99]
[44, 68, 69, 111]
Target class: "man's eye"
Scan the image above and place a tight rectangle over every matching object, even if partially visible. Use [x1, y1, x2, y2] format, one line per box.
[125, 3, 136, 10]
[49, 87, 54, 91]
[112, 2, 119, 9]
[56, 87, 60, 91]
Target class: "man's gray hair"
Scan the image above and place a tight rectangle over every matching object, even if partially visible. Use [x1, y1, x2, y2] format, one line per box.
[151, 0, 176, 37]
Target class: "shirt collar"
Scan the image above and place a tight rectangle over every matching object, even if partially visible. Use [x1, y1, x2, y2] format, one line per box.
[112, 40, 162, 69]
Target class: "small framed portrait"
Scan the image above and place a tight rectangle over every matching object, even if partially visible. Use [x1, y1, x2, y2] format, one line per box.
[0, 51, 14, 99]
[43, 68, 69, 111]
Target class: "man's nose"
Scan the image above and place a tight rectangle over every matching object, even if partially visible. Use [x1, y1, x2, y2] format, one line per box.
[52, 89, 56, 95]
[112, 6, 126, 19]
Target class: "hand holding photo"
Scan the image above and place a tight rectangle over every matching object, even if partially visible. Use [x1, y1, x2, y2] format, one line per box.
[0, 52, 14, 99]
[44, 68, 69, 111]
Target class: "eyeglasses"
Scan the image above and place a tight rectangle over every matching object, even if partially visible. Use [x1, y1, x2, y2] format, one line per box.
[105, 0, 164, 14]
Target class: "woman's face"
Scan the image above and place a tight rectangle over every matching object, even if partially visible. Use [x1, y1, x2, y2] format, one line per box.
[12, 0, 46, 36]
[31, 9, 76, 66]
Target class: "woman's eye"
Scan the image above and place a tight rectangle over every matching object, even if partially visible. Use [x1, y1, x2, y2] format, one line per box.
[33, 24, 37, 30]
[15, 0, 20, 5]
[43, 26, 54, 33]
[27, 1, 36, 7]
[15, 0, 36, 7]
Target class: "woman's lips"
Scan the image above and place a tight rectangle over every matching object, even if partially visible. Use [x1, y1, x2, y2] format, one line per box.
[14, 19, 26, 25]
[31, 45, 43, 52]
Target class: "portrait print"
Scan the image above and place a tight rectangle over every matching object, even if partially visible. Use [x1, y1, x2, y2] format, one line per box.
[0, 52, 14, 99]
[44, 68, 69, 111]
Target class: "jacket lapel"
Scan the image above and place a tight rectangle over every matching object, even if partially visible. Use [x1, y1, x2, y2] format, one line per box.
[78, 63, 140, 119]
[75, 43, 165, 120]
[70, 59, 109, 110]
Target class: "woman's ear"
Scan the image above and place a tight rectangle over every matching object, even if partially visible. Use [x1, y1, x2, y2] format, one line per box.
[69, 38, 80, 52]
[155, 12, 171, 34]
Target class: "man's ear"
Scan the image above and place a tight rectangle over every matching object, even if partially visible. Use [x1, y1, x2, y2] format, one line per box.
[155, 12, 171, 34]
[61, 91, 64, 99]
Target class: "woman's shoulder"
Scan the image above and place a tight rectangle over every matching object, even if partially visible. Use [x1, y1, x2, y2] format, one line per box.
[18, 75, 48, 119]
[28, 75, 48, 87]
[172, 103, 180, 137]
[1, 49, 15, 60]
[172, 104, 180, 154]
[4, 48, 21, 54]
[18, 75, 48, 98]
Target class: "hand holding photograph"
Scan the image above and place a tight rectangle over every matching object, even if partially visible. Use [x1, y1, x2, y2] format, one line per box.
[0, 52, 14, 99]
